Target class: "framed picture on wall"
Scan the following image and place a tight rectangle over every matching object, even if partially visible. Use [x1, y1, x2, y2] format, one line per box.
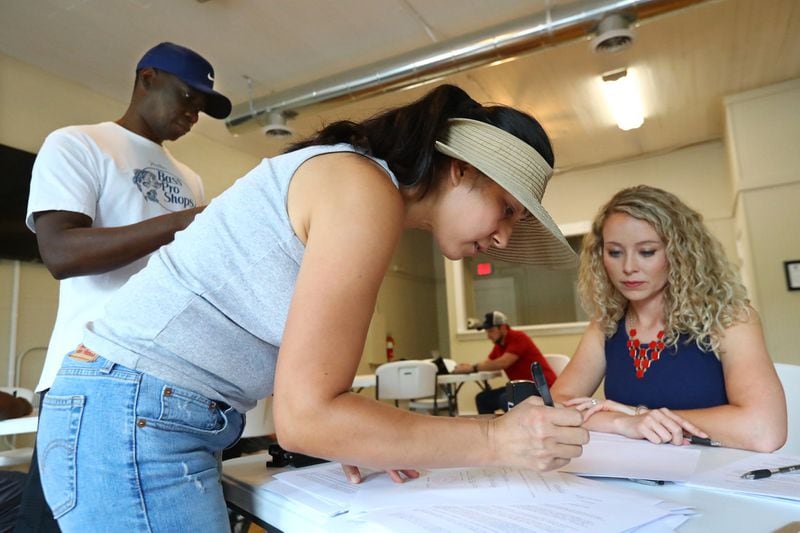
[784, 260, 800, 291]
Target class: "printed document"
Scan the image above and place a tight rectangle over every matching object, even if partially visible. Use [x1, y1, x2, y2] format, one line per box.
[272, 462, 380, 512]
[342, 471, 691, 533]
[348, 465, 665, 513]
[270, 462, 694, 532]
[686, 452, 800, 502]
[560, 431, 701, 481]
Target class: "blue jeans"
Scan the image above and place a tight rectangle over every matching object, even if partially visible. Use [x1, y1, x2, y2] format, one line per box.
[37, 354, 244, 532]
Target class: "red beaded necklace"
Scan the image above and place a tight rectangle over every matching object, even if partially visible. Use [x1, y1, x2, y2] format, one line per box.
[626, 316, 666, 379]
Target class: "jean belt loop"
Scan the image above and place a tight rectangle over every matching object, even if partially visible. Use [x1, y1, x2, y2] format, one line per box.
[98, 357, 115, 374]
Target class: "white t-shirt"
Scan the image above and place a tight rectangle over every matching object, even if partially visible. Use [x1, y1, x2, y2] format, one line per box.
[26, 121, 204, 392]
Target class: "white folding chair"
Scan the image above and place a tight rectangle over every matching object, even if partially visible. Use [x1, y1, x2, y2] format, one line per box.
[775, 363, 800, 454]
[375, 360, 438, 411]
[409, 358, 457, 415]
[544, 354, 570, 376]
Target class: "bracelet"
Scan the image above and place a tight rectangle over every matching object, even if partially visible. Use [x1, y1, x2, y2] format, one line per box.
[472, 363, 479, 373]
[634, 404, 649, 416]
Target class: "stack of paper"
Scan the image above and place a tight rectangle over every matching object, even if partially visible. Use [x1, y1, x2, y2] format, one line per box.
[260, 462, 695, 532]
[685, 452, 800, 502]
[559, 431, 702, 482]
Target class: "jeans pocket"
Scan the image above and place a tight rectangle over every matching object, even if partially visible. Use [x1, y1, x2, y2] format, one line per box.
[149, 384, 225, 435]
[37, 394, 85, 519]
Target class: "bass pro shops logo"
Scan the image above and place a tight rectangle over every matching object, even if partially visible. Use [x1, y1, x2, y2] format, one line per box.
[132, 167, 196, 210]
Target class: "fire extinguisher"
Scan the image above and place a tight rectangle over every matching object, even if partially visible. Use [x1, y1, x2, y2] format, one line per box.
[386, 335, 395, 362]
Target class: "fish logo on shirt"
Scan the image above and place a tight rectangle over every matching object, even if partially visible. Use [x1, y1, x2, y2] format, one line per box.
[132, 167, 197, 210]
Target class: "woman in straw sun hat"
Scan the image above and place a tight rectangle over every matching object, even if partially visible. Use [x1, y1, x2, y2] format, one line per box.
[37, 84, 587, 531]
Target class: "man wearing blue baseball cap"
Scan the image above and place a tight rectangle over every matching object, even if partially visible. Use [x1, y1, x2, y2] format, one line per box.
[16, 42, 229, 532]
[135, 41, 232, 120]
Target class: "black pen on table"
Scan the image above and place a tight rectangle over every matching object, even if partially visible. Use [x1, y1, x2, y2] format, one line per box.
[688, 435, 722, 447]
[628, 478, 665, 486]
[740, 463, 800, 480]
[531, 362, 554, 407]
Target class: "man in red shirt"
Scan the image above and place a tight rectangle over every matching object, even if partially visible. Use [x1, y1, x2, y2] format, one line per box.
[454, 311, 557, 414]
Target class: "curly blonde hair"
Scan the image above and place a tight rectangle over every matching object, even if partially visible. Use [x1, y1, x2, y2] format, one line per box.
[578, 185, 750, 354]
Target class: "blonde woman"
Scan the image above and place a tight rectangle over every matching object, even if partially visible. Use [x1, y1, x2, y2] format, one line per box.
[551, 185, 786, 452]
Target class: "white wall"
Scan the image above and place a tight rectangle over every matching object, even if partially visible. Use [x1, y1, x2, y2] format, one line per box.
[725, 79, 800, 364]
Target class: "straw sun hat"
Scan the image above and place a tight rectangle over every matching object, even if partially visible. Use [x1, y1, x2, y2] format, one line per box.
[434, 118, 577, 269]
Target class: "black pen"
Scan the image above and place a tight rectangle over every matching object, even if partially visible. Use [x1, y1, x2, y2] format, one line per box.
[688, 435, 722, 447]
[530, 362, 554, 407]
[740, 463, 800, 480]
[628, 478, 665, 486]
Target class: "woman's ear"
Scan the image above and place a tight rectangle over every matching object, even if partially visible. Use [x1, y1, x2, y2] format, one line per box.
[449, 159, 467, 186]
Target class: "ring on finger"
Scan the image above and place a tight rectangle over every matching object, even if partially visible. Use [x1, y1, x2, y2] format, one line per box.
[590, 399, 598, 406]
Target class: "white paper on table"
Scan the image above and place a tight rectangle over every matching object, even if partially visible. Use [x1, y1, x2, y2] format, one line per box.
[343, 475, 695, 533]
[258, 478, 348, 518]
[625, 512, 693, 533]
[343, 499, 675, 533]
[560, 431, 701, 482]
[564, 473, 670, 506]
[685, 452, 800, 502]
[349, 465, 673, 513]
[273, 462, 380, 509]
[349, 466, 584, 513]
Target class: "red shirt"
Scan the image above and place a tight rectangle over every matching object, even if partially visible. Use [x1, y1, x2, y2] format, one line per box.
[488, 327, 557, 386]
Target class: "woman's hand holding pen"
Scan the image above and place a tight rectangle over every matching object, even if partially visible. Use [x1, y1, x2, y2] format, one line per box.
[492, 397, 588, 472]
[566, 397, 708, 446]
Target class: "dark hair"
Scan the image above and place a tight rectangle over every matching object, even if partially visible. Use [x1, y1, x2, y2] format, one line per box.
[286, 84, 553, 198]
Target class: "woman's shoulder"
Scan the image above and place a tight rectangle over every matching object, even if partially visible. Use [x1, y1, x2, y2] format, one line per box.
[715, 305, 767, 356]
[289, 148, 404, 238]
[726, 305, 763, 332]
[297, 150, 399, 196]
[579, 319, 609, 345]
[720, 305, 762, 333]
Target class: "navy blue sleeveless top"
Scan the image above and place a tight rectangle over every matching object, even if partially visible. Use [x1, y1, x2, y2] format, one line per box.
[604, 318, 728, 409]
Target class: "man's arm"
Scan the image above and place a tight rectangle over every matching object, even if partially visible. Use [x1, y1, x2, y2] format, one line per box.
[33, 208, 203, 279]
[474, 352, 519, 372]
[454, 352, 519, 373]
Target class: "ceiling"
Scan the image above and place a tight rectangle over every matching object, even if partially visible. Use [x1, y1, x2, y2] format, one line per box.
[1, 0, 799, 171]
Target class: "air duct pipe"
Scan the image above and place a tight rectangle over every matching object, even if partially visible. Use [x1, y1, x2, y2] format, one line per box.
[225, 0, 702, 134]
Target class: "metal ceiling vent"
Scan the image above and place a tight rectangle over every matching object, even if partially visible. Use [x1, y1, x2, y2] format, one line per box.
[226, 0, 701, 135]
[263, 110, 296, 136]
[591, 13, 635, 53]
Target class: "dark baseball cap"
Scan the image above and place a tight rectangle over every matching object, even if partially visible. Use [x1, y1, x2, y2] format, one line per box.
[137, 42, 232, 119]
[477, 311, 508, 330]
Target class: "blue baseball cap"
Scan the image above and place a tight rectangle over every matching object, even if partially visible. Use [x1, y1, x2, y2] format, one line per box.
[136, 42, 232, 119]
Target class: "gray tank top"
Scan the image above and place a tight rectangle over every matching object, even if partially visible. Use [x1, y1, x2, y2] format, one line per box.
[84, 143, 398, 412]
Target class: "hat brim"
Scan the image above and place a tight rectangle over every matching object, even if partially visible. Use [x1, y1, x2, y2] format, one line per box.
[435, 139, 578, 270]
[185, 82, 232, 119]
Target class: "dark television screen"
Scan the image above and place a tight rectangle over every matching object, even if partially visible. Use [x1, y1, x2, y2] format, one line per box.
[0, 143, 41, 262]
